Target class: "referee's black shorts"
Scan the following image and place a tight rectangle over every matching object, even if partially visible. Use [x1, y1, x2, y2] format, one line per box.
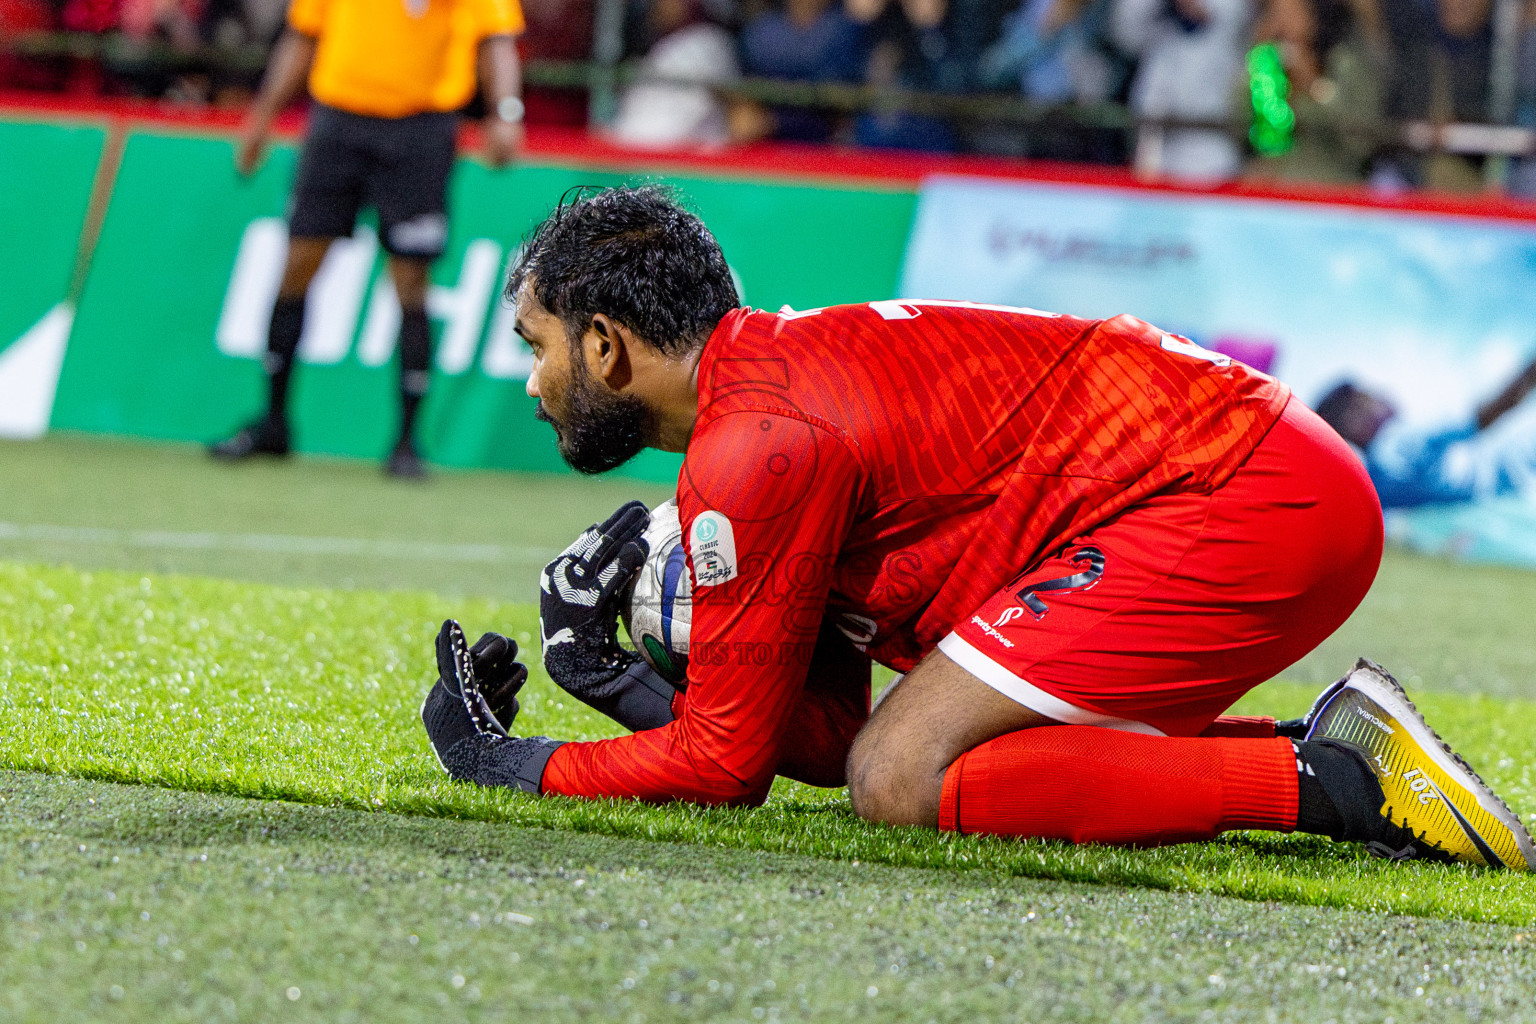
[288, 102, 458, 259]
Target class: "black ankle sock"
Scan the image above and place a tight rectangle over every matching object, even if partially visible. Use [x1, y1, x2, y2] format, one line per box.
[1293, 740, 1382, 840]
[1274, 717, 1309, 740]
[264, 296, 306, 423]
[397, 306, 432, 445]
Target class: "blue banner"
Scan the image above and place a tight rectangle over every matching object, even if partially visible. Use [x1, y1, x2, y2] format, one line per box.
[900, 175, 1536, 568]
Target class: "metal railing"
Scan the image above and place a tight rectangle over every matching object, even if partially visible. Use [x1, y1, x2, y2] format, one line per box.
[7, 30, 1536, 179]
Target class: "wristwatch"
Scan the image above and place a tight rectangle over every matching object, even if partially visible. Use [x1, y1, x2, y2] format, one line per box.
[495, 96, 525, 124]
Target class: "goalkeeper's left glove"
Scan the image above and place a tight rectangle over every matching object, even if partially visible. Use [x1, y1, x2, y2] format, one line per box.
[540, 501, 680, 732]
[420, 619, 562, 794]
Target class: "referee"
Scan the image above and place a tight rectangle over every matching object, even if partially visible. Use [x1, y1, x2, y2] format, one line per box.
[212, 0, 526, 478]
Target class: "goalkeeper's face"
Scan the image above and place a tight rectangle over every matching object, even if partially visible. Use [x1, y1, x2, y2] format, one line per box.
[517, 286, 649, 475]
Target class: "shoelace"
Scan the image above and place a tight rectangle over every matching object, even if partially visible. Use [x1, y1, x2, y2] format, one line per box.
[1369, 806, 1452, 864]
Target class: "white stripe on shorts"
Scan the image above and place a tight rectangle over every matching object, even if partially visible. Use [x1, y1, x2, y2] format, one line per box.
[937, 633, 1166, 736]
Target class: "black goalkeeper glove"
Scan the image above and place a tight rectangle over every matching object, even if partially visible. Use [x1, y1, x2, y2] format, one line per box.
[540, 500, 680, 732]
[420, 619, 562, 794]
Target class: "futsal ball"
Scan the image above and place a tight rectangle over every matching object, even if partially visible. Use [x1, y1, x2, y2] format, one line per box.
[621, 498, 692, 686]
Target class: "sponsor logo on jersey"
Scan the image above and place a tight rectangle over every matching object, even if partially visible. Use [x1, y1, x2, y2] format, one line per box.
[690, 511, 739, 587]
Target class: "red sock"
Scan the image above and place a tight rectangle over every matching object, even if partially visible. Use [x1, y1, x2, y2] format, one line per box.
[938, 726, 1297, 845]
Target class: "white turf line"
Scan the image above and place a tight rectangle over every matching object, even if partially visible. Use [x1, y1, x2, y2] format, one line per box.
[0, 522, 557, 565]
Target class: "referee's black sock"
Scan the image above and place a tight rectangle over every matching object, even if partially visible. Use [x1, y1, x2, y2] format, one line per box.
[397, 306, 432, 447]
[264, 295, 305, 424]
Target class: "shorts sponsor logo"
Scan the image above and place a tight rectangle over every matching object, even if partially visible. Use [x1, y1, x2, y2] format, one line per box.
[690, 511, 739, 587]
[992, 606, 1026, 629]
[970, 614, 1015, 648]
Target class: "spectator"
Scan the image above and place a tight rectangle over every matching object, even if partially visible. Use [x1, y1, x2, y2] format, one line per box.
[1314, 353, 1536, 508]
[1243, 0, 1387, 183]
[193, 0, 289, 104]
[732, 0, 867, 143]
[610, 0, 740, 148]
[60, 0, 118, 33]
[1371, 0, 1491, 191]
[119, 0, 201, 46]
[240, 0, 287, 44]
[198, 0, 287, 48]
[981, 0, 1126, 104]
[520, 0, 596, 126]
[976, 0, 1133, 160]
[1503, 0, 1536, 196]
[0, 0, 59, 90]
[846, 0, 961, 149]
[1113, 0, 1254, 182]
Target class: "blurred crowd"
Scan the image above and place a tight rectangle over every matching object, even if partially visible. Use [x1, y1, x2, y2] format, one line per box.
[601, 0, 1536, 189]
[6, 0, 1536, 187]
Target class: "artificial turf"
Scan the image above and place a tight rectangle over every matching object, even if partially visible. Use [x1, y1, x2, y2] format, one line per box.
[2, 558, 1534, 926]
[5, 433, 673, 600]
[5, 769, 1536, 1024]
[10, 433, 1536, 699]
[5, 433, 1536, 1022]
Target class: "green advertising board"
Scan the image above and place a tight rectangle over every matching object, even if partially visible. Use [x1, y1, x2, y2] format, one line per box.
[30, 122, 917, 481]
[0, 119, 104, 438]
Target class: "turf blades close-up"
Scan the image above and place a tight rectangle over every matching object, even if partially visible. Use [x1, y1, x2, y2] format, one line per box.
[1, 560, 1535, 925]
[4, 770, 1536, 1024]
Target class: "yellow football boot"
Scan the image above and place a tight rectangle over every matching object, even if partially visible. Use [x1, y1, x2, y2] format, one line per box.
[1304, 659, 1535, 870]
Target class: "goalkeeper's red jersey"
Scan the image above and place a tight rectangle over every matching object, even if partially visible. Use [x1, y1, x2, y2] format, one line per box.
[543, 300, 1291, 803]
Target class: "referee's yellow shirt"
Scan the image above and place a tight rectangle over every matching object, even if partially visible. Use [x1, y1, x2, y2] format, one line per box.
[287, 0, 524, 119]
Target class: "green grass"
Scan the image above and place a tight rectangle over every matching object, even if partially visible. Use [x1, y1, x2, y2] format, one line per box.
[7, 432, 1536, 1020]
[7, 433, 1536, 700]
[6, 769, 1536, 1024]
[2, 559, 1535, 927]
[2, 433, 672, 600]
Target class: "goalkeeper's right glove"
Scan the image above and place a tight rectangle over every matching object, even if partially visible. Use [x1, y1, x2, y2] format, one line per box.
[540, 501, 680, 731]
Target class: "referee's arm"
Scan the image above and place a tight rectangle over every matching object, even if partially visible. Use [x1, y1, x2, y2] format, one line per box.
[238, 29, 318, 177]
[478, 35, 523, 169]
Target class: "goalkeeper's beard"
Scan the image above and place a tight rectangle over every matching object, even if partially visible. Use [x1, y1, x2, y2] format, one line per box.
[536, 355, 649, 475]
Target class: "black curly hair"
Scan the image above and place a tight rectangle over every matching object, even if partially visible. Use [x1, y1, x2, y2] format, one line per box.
[507, 185, 739, 355]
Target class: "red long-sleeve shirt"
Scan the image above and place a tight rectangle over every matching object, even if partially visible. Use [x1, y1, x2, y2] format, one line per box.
[542, 300, 1290, 803]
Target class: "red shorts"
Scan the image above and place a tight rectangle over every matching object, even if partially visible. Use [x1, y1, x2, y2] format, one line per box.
[940, 398, 1383, 737]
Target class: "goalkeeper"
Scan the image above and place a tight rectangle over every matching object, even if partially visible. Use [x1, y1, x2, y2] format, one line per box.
[421, 186, 1532, 870]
